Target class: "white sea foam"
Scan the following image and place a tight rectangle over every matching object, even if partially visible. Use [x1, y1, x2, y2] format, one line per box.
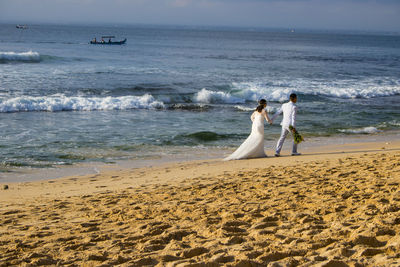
[184, 77, 400, 108]
[232, 82, 294, 102]
[194, 88, 245, 104]
[378, 120, 400, 128]
[338, 127, 381, 134]
[314, 85, 400, 99]
[234, 105, 254, 111]
[388, 121, 400, 127]
[231, 79, 400, 101]
[0, 51, 41, 63]
[266, 106, 277, 113]
[0, 94, 164, 112]
[234, 105, 277, 113]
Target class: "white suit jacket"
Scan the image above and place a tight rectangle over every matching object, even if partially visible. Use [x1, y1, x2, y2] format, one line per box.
[271, 101, 297, 129]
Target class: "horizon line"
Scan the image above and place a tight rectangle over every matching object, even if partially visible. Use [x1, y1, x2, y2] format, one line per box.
[2, 21, 399, 35]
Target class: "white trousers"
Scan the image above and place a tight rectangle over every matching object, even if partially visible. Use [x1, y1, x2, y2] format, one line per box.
[276, 127, 298, 155]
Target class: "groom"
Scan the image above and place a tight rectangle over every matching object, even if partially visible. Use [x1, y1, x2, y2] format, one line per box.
[271, 93, 301, 157]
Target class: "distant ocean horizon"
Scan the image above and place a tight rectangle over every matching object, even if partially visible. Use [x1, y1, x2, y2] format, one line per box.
[1, 23, 399, 176]
[4, 21, 400, 35]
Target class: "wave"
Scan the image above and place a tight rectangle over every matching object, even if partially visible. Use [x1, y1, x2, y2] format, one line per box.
[378, 120, 400, 129]
[195, 78, 400, 105]
[234, 105, 254, 111]
[0, 51, 41, 63]
[234, 105, 277, 112]
[338, 126, 381, 134]
[62, 66, 164, 76]
[194, 88, 245, 104]
[192, 87, 292, 104]
[231, 79, 400, 102]
[0, 51, 84, 64]
[0, 94, 164, 112]
[386, 121, 400, 127]
[191, 85, 307, 104]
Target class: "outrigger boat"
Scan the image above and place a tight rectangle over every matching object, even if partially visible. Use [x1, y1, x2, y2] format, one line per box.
[90, 36, 127, 45]
[16, 25, 28, 29]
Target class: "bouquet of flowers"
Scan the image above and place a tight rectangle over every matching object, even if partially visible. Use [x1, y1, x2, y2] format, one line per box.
[289, 125, 304, 144]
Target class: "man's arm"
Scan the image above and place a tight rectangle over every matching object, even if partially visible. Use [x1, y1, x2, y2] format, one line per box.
[270, 106, 283, 123]
[262, 109, 272, 124]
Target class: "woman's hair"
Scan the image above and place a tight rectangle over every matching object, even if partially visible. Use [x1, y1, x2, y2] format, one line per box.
[256, 99, 267, 112]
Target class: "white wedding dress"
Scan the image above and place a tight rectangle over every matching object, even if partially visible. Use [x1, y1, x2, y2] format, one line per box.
[224, 112, 266, 161]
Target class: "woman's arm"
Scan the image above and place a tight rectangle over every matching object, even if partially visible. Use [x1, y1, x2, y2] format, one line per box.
[263, 110, 272, 124]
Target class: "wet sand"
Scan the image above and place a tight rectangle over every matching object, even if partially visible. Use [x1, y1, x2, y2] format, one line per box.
[1, 140, 400, 266]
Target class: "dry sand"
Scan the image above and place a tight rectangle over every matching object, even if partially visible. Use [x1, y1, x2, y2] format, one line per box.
[1, 140, 400, 266]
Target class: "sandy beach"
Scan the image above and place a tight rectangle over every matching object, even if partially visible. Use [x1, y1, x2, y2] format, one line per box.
[1, 139, 400, 266]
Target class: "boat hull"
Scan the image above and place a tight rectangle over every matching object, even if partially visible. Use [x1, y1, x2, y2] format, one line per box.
[90, 39, 127, 45]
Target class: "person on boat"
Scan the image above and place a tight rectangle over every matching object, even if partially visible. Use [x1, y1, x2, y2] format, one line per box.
[93, 38, 97, 43]
[108, 38, 112, 43]
[101, 38, 104, 43]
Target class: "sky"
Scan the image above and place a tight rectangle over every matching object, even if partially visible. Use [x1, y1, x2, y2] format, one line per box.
[1, 0, 399, 32]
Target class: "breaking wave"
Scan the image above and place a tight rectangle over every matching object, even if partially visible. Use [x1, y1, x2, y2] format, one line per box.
[192, 78, 400, 105]
[0, 94, 164, 112]
[194, 88, 245, 104]
[231, 79, 400, 102]
[338, 127, 381, 134]
[234, 105, 277, 112]
[234, 105, 254, 111]
[0, 51, 41, 63]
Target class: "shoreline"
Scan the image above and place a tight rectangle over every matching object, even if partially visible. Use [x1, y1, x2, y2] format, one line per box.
[1, 134, 399, 203]
[1, 130, 399, 184]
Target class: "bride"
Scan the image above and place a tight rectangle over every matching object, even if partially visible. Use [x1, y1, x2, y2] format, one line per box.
[224, 99, 271, 161]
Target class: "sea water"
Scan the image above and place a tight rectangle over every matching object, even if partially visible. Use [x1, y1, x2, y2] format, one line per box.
[1, 24, 399, 176]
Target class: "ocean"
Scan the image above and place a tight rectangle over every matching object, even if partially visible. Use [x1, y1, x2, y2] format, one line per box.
[1, 23, 399, 178]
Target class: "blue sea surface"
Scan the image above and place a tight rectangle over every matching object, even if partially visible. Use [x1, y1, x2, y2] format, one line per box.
[0, 24, 399, 173]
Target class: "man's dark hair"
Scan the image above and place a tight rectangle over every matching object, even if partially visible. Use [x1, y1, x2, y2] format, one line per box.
[290, 93, 297, 101]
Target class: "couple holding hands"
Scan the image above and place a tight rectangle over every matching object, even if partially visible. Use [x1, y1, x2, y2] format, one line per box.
[225, 93, 301, 161]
